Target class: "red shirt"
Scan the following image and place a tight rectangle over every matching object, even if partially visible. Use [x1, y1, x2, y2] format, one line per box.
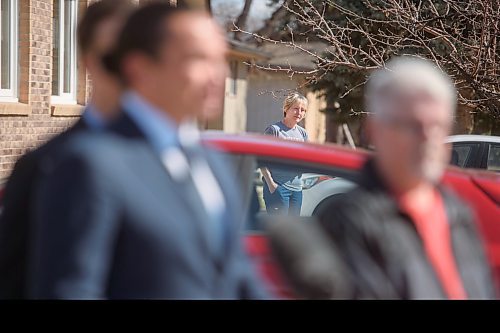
[398, 188, 467, 299]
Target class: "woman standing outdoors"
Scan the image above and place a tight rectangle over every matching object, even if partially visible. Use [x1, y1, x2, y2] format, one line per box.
[261, 92, 309, 215]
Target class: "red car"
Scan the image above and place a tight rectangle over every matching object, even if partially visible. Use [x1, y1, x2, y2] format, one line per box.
[202, 132, 500, 298]
[0, 133, 498, 298]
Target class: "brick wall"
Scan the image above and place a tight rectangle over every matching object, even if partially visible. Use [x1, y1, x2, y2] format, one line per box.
[0, 0, 183, 180]
[0, 0, 82, 179]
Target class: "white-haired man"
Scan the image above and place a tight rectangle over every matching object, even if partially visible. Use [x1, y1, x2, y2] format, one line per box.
[317, 56, 495, 299]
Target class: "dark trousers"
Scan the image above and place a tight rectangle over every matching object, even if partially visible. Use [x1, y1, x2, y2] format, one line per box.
[263, 182, 302, 216]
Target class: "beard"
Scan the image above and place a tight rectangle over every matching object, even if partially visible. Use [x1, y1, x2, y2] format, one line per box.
[412, 143, 448, 184]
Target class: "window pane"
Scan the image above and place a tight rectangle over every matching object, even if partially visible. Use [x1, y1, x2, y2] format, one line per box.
[63, 0, 73, 94]
[487, 144, 500, 172]
[52, 0, 60, 95]
[450, 143, 480, 168]
[1, 0, 11, 89]
[450, 145, 471, 167]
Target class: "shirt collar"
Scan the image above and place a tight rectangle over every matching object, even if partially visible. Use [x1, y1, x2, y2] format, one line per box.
[121, 90, 179, 153]
[178, 119, 201, 148]
[280, 120, 297, 130]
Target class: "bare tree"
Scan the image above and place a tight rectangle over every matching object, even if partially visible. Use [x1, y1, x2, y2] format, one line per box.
[212, 0, 242, 31]
[256, 0, 292, 40]
[212, 0, 262, 37]
[233, 0, 254, 40]
[235, 0, 500, 120]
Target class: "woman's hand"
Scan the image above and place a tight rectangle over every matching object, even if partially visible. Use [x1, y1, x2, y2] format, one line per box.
[269, 181, 279, 194]
[261, 167, 279, 194]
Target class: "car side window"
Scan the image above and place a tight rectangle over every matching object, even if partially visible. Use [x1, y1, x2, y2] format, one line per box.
[487, 144, 500, 172]
[451, 143, 479, 168]
[246, 158, 357, 231]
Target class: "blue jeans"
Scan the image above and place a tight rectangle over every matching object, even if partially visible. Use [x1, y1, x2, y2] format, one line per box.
[263, 182, 303, 216]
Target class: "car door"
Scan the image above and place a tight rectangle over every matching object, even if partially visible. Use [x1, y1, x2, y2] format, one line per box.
[225, 152, 360, 298]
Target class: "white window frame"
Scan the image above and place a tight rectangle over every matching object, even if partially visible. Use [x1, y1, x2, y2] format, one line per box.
[0, 0, 19, 102]
[51, 0, 78, 105]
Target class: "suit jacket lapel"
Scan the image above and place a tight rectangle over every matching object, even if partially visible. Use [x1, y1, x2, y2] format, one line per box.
[107, 110, 145, 140]
[110, 111, 218, 264]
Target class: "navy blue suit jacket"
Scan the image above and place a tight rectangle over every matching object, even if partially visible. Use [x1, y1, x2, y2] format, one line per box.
[28, 112, 269, 299]
[0, 119, 87, 299]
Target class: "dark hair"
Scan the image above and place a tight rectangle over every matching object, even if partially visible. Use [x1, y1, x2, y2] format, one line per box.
[102, 2, 188, 82]
[77, 0, 135, 55]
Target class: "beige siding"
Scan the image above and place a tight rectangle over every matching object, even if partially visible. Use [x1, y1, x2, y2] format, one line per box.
[246, 70, 326, 143]
[304, 90, 326, 143]
[221, 58, 248, 133]
[246, 70, 297, 134]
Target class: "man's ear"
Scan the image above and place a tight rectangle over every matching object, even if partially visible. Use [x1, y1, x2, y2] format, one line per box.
[122, 52, 152, 86]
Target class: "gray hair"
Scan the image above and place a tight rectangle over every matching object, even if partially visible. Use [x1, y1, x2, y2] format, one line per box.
[365, 56, 456, 118]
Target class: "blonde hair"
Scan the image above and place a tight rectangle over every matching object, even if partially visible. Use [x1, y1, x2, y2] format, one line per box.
[283, 92, 308, 117]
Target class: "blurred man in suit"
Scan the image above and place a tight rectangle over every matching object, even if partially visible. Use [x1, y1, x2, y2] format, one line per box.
[317, 57, 495, 299]
[28, 3, 269, 299]
[0, 0, 135, 299]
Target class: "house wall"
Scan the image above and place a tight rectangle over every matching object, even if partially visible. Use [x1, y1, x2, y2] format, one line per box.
[246, 70, 297, 134]
[304, 90, 326, 143]
[246, 70, 326, 143]
[204, 54, 249, 133]
[222, 57, 249, 133]
[0, 0, 97, 180]
[0, 0, 180, 180]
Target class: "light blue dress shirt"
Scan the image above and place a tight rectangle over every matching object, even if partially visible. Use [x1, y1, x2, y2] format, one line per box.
[121, 91, 179, 154]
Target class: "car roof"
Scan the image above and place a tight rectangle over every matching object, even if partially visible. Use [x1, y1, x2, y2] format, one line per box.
[446, 135, 500, 144]
[201, 131, 498, 178]
[201, 131, 370, 170]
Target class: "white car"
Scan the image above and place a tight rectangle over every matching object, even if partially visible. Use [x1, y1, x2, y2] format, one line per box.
[446, 135, 500, 172]
[299, 135, 500, 217]
[252, 134, 500, 220]
[300, 173, 355, 216]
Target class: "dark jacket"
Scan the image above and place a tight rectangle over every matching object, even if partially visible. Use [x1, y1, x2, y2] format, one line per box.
[317, 159, 496, 299]
[26, 112, 268, 299]
[0, 120, 87, 299]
